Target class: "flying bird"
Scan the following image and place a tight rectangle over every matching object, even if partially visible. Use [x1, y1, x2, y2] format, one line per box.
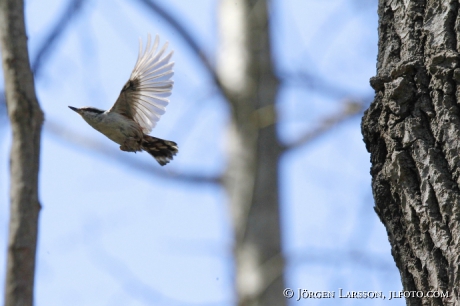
[69, 34, 178, 166]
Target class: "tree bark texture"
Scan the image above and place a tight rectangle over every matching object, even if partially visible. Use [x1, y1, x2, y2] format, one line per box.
[0, 0, 43, 305]
[218, 0, 285, 305]
[362, 0, 460, 305]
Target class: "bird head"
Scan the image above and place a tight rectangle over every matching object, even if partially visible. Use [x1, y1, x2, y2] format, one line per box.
[69, 106, 105, 118]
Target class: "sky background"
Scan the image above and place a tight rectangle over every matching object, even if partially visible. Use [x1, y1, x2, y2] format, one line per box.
[0, 0, 406, 305]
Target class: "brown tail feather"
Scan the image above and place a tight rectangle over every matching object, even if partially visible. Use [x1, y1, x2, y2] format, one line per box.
[141, 135, 178, 166]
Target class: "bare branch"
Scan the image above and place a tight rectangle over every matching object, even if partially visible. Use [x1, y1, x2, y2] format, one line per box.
[283, 100, 367, 151]
[252, 247, 395, 298]
[0, 90, 6, 123]
[32, 0, 88, 75]
[134, 0, 225, 96]
[45, 120, 221, 185]
[280, 70, 356, 99]
[0, 0, 44, 304]
[89, 244, 226, 306]
[290, 248, 396, 272]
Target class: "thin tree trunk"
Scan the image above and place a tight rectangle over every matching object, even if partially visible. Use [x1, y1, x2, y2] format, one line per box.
[362, 0, 460, 304]
[0, 0, 43, 305]
[218, 0, 285, 305]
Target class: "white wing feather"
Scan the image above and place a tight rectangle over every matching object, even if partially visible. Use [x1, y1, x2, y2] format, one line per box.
[112, 34, 174, 133]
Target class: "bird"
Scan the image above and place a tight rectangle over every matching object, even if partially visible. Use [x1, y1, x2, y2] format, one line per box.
[69, 34, 178, 166]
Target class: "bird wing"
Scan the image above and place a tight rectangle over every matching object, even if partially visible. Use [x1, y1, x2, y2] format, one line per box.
[109, 34, 174, 134]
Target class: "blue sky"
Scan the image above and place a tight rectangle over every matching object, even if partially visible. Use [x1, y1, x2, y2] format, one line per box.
[0, 0, 406, 305]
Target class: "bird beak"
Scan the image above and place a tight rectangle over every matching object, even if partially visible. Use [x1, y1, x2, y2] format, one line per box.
[68, 106, 79, 113]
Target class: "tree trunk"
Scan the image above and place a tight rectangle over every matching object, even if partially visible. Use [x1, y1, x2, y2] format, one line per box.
[218, 0, 285, 305]
[362, 0, 460, 304]
[0, 0, 43, 305]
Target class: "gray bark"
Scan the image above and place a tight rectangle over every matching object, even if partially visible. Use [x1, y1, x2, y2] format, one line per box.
[362, 0, 460, 304]
[218, 0, 285, 305]
[0, 0, 43, 305]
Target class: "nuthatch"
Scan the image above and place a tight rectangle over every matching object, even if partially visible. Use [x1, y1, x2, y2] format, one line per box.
[69, 34, 178, 166]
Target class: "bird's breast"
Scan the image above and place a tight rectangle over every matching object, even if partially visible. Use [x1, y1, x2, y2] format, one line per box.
[85, 112, 142, 145]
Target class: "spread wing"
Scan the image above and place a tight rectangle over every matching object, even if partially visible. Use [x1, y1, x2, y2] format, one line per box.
[109, 34, 174, 133]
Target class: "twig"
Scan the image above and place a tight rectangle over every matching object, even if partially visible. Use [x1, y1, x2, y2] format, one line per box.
[32, 0, 88, 75]
[290, 247, 395, 271]
[0, 90, 6, 122]
[89, 243, 226, 306]
[283, 100, 367, 151]
[280, 70, 355, 99]
[45, 120, 222, 185]
[134, 0, 225, 96]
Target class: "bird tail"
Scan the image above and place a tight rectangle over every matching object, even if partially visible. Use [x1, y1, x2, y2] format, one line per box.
[141, 135, 178, 166]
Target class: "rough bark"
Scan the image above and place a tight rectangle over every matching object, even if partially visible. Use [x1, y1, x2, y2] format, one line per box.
[0, 0, 44, 305]
[218, 0, 285, 305]
[362, 0, 460, 305]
